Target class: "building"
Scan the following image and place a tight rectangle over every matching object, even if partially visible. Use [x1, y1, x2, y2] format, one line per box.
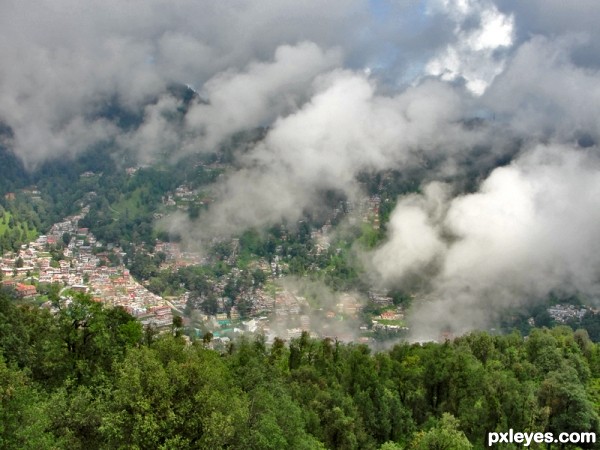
[15, 283, 37, 298]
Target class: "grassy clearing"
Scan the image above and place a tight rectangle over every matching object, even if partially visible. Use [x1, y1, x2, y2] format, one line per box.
[112, 188, 146, 217]
[0, 211, 37, 241]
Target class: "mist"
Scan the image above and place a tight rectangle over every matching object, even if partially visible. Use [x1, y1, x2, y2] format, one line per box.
[370, 145, 600, 339]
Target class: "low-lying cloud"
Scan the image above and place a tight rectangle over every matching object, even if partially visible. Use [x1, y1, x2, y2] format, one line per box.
[0, 0, 366, 166]
[370, 144, 600, 339]
[190, 72, 488, 236]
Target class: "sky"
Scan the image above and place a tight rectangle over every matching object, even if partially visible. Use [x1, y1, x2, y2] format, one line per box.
[2, 0, 600, 337]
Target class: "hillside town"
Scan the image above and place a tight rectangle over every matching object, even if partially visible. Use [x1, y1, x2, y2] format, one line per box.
[5, 189, 594, 346]
[1, 208, 175, 329]
[0, 203, 407, 344]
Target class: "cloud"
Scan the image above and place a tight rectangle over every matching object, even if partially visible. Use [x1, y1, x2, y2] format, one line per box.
[117, 94, 186, 164]
[2, 0, 599, 167]
[370, 144, 600, 339]
[0, 0, 369, 165]
[425, 0, 515, 95]
[183, 42, 342, 153]
[371, 183, 449, 283]
[190, 72, 484, 237]
[4, 0, 600, 341]
[483, 36, 600, 144]
[116, 42, 341, 162]
[493, 0, 600, 58]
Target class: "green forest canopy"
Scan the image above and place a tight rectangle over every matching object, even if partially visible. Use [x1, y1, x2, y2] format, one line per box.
[1, 290, 599, 449]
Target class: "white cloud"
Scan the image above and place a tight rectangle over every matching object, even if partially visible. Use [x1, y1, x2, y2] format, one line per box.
[371, 144, 600, 339]
[0, 0, 367, 164]
[484, 36, 600, 143]
[371, 183, 449, 282]
[426, 0, 514, 95]
[190, 72, 479, 236]
[184, 42, 342, 152]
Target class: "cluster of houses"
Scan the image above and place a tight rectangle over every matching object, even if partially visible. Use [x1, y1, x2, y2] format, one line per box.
[546, 304, 589, 323]
[0, 210, 175, 328]
[154, 240, 205, 268]
[239, 288, 276, 316]
[274, 290, 305, 317]
[1, 281, 38, 298]
[162, 184, 214, 211]
[5, 190, 398, 343]
[344, 195, 382, 228]
[371, 306, 408, 333]
[368, 290, 394, 307]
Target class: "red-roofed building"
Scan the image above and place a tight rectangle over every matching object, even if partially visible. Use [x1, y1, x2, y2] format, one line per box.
[380, 311, 397, 320]
[15, 283, 37, 298]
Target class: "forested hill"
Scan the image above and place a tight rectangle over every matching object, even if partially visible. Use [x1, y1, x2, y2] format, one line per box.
[0, 143, 29, 194]
[1, 290, 599, 449]
[0, 84, 199, 253]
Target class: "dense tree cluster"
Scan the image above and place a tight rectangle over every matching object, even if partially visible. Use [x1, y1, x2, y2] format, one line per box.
[1, 290, 599, 449]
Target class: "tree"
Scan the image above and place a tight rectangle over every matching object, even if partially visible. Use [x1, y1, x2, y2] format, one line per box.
[252, 268, 267, 285]
[0, 358, 56, 449]
[239, 384, 325, 450]
[45, 383, 107, 449]
[101, 340, 249, 449]
[57, 295, 142, 383]
[538, 367, 600, 446]
[172, 315, 183, 337]
[202, 331, 213, 345]
[380, 443, 404, 450]
[410, 413, 472, 450]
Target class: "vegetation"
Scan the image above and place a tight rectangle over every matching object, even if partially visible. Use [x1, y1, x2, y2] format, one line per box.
[0, 208, 38, 253]
[1, 290, 599, 448]
[0, 135, 221, 253]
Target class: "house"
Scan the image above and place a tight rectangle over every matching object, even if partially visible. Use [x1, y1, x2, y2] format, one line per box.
[380, 311, 399, 320]
[15, 283, 37, 298]
[243, 319, 258, 333]
[71, 285, 89, 293]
